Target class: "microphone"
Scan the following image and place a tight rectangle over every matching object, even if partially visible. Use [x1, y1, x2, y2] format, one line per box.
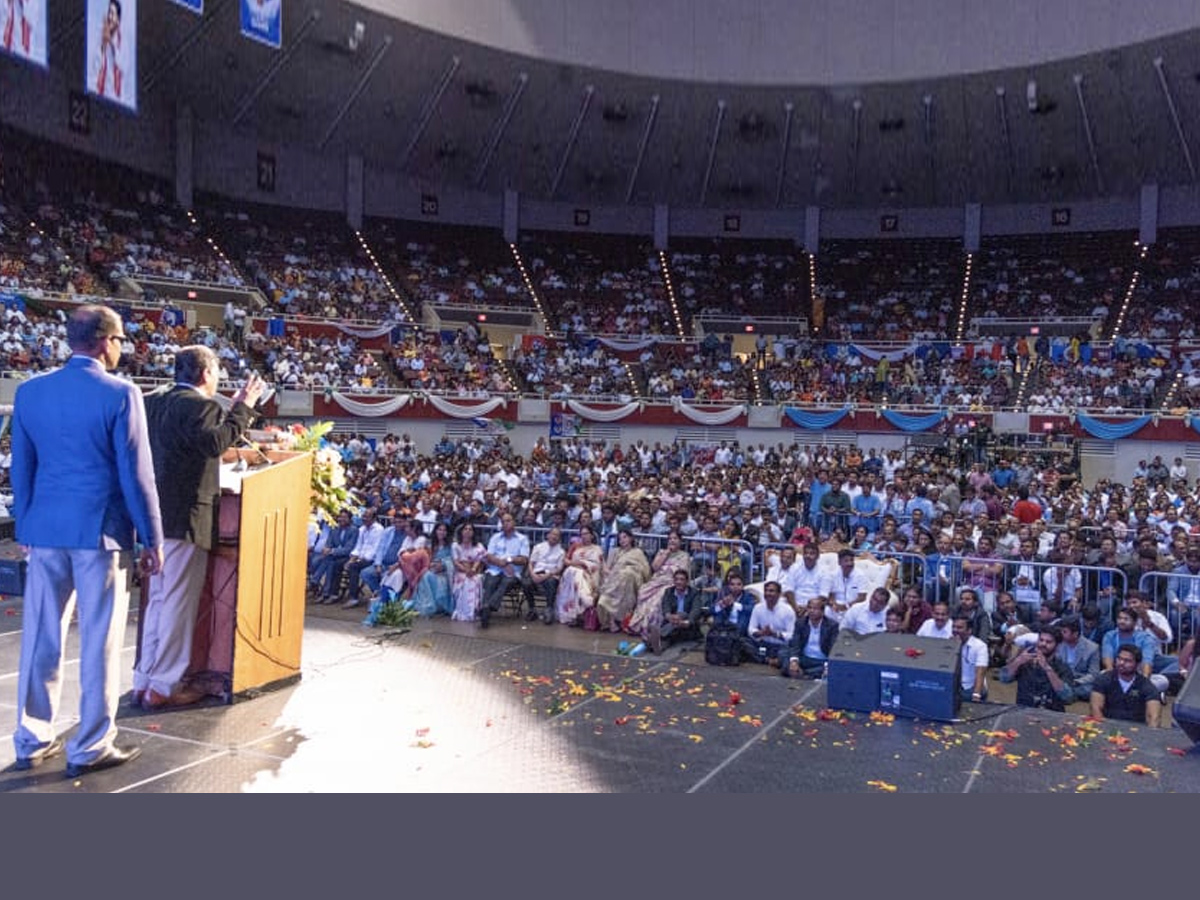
[235, 434, 273, 471]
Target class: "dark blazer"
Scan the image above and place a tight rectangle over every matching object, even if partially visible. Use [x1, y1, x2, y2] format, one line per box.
[12, 356, 162, 550]
[144, 384, 256, 550]
[659, 585, 704, 627]
[324, 524, 359, 558]
[788, 616, 840, 659]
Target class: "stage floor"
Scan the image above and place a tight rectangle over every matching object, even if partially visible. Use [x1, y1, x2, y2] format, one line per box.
[1, 595, 1198, 792]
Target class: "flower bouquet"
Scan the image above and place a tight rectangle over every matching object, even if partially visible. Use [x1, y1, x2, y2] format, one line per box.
[252, 422, 356, 522]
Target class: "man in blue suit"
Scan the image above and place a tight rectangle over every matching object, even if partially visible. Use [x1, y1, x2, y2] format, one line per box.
[10, 305, 163, 778]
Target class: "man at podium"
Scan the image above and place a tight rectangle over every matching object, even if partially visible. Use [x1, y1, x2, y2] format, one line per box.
[133, 346, 264, 709]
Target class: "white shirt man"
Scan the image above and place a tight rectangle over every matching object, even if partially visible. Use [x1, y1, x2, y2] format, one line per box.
[841, 588, 891, 635]
[766, 547, 804, 606]
[747, 585, 797, 648]
[791, 545, 831, 607]
[916, 602, 954, 639]
[1170, 459, 1188, 483]
[1041, 563, 1083, 607]
[348, 510, 386, 562]
[527, 534, 566, 581]
[826, 551, 872, 621]
[953, 614, 990, 701]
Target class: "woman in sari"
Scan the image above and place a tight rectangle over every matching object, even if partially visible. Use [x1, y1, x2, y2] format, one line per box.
[451, 522, 487, 622]
[596, 528, 652, 632]
[410, 521, 453, 616]
[627, 530, 691, 636]
[396, 517, 430, 601]
[555, 525, 603, 625]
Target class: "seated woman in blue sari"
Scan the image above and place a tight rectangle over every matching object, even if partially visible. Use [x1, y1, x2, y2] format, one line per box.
[410, 522, 454, 616]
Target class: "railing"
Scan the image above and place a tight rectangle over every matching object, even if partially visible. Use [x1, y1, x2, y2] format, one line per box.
[132, 273, 250, 293]
[1139, 571, 1200, 655]
[969, 316, 1099, 331]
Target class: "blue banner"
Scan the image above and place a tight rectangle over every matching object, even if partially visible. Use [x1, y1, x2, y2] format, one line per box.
[1076, 413, 1152, 441]
[1, 0, 48, 68]
[241, 0, 281, 49]
[880, 409, 947, 432]
[783, 407, 851, 430]
[169, 0, 202, 11]
[86, 0, 137, 112]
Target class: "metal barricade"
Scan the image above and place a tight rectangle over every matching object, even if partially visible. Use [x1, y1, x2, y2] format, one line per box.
[1139, 571, 1200, 655]
[685, 534, 757, 581]
[757, 543, 925, 599]
[952, 555, 1127, 620]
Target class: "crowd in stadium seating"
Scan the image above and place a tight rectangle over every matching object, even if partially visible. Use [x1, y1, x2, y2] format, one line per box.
[522, 232, 672, 336]
[2, 133, 242, 295]
[817, 239, 958, 342]
[969, 231, 1135, 334]
[307, 430, 1199, 691]
[669, 239, 808, 323]
[5, 132, 1200, 420]
[368, 219, 528, 311]
[511, 335, 634, 400]
[0, 303, 69, 373]
[1124, 227, 1200, 342]
[202, 203, 398, 321]
[253, 332, 386, 392]
[0, 203, 79, 295]
[384, 325, 513, 395]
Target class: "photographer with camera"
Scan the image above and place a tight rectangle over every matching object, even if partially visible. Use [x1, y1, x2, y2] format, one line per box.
[998, 627, 1075, 712]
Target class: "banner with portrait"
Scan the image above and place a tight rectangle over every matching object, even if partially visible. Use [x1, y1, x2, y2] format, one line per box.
[2, 0, 48, 68]
[240, 0, 281, 49]
[85, 0, 137, 112]
[549, 412, 581, 439]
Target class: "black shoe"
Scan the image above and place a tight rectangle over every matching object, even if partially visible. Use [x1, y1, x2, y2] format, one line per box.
[525, 609, 539, 622]
[648, 626, 663, 655]
[542, 610, 556, 625]
[12, 736, 64, 772]
[65, 744, 142, 779]
[479, 606, 490, 629]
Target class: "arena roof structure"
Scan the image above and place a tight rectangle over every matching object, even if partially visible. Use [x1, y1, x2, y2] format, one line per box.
[7, 1, 1200, 211]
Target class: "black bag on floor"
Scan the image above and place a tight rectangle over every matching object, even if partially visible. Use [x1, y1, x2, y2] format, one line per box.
[705, 623, 743, 667]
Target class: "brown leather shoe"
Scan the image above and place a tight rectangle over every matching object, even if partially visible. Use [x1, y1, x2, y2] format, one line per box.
[142, 686, 207, 710]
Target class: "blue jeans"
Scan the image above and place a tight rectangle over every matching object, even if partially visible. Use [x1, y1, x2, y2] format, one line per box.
[360, 564, 388, 599]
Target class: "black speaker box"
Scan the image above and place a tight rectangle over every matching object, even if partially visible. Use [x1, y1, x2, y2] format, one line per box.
[826, 631, 961, 722]
[1171, 669, 1200, 744]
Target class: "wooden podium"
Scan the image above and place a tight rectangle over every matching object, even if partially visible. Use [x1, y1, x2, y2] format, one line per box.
[189, 448, 312, 701]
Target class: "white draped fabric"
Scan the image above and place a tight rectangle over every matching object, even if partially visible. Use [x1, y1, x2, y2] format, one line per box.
[336, 321, 400, 339]
[426, 395, 507, 418]
[670, 398, 747, 425]
[330, 392, 412, 417]
[595, 335, 660, 352]
[566, 400, 641, 422]
[850, 343, 917, 362]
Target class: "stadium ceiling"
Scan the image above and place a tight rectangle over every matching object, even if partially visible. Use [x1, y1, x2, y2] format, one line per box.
[75, 2, 1200, 208]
